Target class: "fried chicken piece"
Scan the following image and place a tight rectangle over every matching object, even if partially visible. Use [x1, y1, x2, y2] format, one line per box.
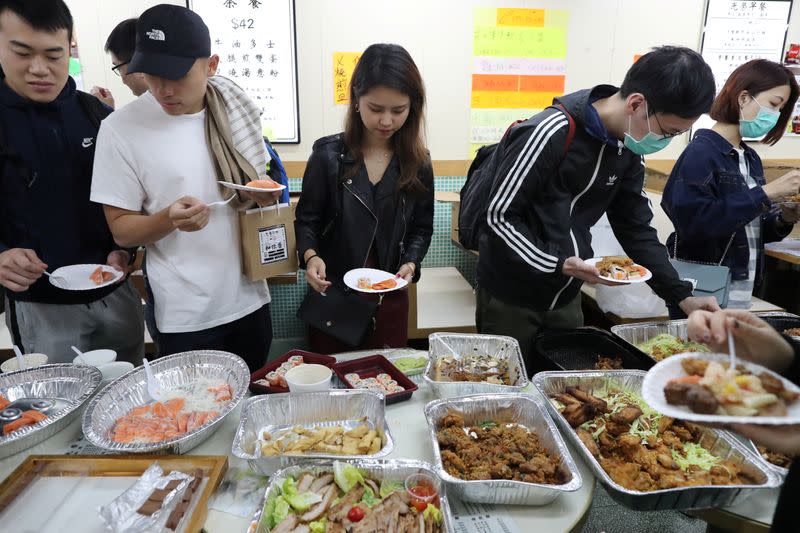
[759, 372, 800, 402]
[605, 419, 631, 437]
[656, 453, 679, 470]
[563, 402, 596, 428]
[441, 412, 465, 428]
[611, 405, 643, 425]
[598, 430, 616, 451]
[657, 416, 674, 434]
[577, 428, 600, 457]
[681, 358, 709, 377]
[671, 424, 695, 442]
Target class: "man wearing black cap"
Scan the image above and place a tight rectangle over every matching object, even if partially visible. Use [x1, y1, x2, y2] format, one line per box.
[91, 4, 278, 370]
[0, 0, 143, 363]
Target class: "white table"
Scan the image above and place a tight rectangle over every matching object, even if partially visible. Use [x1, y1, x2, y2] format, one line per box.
[0, 349, 596, 533]
[0, 349, 781, 532]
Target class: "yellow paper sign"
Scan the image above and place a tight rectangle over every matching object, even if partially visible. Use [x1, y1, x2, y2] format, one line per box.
[473, 27, 567, 58]
[496, 8, 545, 27]
[333, 52, 361, 105]
[471, 91, 560, 110]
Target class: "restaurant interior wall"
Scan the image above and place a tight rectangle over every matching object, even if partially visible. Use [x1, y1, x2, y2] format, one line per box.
[68, 0, 800, 163]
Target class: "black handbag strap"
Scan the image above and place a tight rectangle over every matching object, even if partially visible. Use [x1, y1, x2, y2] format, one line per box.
[673, 232, 735, 267]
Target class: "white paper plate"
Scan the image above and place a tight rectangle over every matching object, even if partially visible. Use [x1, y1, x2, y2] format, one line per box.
[48, 264, 124, 291]
[642, 351, 800, 425]
[218, 180, 287, 193]
[585, 257, 652, 284]
[343, 268, 408, 293]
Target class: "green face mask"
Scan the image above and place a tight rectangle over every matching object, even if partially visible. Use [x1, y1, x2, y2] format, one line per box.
[740, 96, 780, 138]
[623, 102, 672, 156]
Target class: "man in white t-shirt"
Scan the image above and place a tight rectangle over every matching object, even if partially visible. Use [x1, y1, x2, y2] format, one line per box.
[91, 4, 277, 371]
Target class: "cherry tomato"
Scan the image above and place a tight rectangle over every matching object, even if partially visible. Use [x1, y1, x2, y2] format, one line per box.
[347, 506, 365, 522]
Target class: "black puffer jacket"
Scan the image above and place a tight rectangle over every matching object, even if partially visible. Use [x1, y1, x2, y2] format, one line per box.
[295, 134, 434, 283]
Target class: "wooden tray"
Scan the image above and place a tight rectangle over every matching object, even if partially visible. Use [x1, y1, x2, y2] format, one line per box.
[0, 454, 227, 533]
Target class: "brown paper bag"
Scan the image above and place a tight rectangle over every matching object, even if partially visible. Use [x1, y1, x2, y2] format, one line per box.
[238, 203, 297, 281]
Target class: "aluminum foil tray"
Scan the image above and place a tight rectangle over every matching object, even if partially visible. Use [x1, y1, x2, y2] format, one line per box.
[746, 439, 790, 481]
[249, 459, 455, 532]
[0, 364, 101, 459]
[82, 350, 249, 454]
[424, 393, 582, 505]
[611, 312, 800, 362]
[424, 333, 529, 399]
[532, 370, 781, 510]
[232, 389, 394, 475]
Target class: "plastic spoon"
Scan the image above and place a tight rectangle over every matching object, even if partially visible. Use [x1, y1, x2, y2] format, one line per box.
[143, 358, 164, 401]
[71, 345, 84, 363]
[728, 329, 736, 371]
[12, 345, 26, 371]
[42, 270, 67, 285]
[207, 194, 236, 207]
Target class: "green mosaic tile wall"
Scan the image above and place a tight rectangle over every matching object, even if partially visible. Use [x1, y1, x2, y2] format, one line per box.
[270, 176, 476, 339]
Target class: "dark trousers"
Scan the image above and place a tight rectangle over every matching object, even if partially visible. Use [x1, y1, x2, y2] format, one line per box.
[476, 286, 583, 375]
[159, 304, 273, 373]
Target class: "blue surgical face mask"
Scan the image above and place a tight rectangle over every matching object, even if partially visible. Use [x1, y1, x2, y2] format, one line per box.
[740, 96, 780, 138]
[623, 102, 672, 155]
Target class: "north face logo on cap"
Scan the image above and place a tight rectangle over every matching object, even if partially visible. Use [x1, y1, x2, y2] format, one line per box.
[146, 29, 165, 41]
[605, 174, 618, 186]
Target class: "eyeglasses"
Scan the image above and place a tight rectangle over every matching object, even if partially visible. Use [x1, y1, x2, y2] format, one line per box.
[111, 61, 130, 76]
[651, 112, 690, 139]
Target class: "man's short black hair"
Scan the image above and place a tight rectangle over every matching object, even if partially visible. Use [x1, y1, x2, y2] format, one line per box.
[104, 18, 137, 63]
[621, 46, 715, 119]
[0, 0, 73, 41]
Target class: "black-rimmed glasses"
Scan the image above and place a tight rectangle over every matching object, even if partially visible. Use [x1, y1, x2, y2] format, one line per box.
[111, 61, 130, 76]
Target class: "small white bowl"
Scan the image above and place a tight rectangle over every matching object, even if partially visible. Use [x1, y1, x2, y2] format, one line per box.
[73, 349, 117, 367]
[1, 353, 49, 373]
[98, 361, 134, 383]
[284, 364, 332, 393]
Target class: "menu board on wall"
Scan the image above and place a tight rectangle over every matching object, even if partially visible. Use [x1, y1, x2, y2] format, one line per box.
[469, 7, 569, 157]
[695, 0, 793, 133]
[188, 0, 300, 143]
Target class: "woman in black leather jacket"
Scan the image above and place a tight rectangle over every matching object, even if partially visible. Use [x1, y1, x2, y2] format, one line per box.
[295, 44, 433, 353]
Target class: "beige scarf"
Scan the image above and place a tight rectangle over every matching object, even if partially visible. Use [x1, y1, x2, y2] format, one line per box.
[204, 76, 268, 209]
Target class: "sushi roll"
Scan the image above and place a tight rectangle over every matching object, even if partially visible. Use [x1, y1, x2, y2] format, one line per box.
[376, 373, 392, 384]
[288, 355, 304, 365]
[345, 373, 361, 384]
[265, 371, 281, 386]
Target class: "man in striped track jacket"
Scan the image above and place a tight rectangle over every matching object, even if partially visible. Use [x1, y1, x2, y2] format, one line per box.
[476, 46, 722, 368]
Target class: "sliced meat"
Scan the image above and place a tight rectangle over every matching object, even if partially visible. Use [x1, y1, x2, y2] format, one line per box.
[327, 485, 365, 522]
[326, 523, 346, 533]
[554, 393, 582, 406]
[611, 406, 643, 425]
[365, 478, 380, 496]
[563, 402, 596, 428]
[300, 484, 336, 522]
[664, 381, 692, 405]
[576, 428, 600, 457]
[272, 514, 298, 533]
[297, 473, 314, 493]
[565, 386, 608, 413]
[310, 474, 334, 493]
[350, 512, 378, 533]
[289, 526, 309, 533]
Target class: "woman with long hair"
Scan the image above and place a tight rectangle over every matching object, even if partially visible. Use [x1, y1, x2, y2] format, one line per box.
[662, 59, 800, 316]
[295, 43, 433, 353]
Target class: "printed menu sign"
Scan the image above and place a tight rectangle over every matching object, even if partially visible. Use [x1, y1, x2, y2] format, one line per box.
[190, 0, 300, 143]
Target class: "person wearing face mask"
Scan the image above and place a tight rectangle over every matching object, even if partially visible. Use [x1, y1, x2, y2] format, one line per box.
[294, 43, 433, 353]
[475, 46, 721, 369]
[662, 59, 800, 316]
